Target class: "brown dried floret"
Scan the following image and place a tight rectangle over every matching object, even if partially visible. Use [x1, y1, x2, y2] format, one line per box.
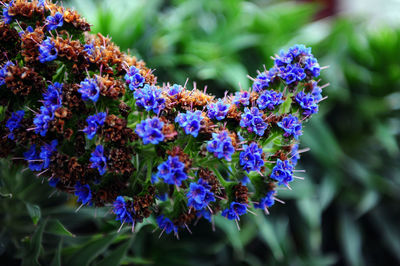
[167, 146, 192, 170]
[5, 65, 45, 96]
[46, 3, 91, 31]
[198, 167, 225, 197]
[21, 27, 45, 64]
[173, 210, 196, 227]
[179, 89, 214, 109]
[159, 117, 177, 141]
[62, 83, 87, 112]
[7, 0, 46, 23]
[102, 114, 136, 146]
[232, 183, 248, 204]
[97, 75, 125, 99]
[107, 147, 135, 175]
[0, 22, 21, 62]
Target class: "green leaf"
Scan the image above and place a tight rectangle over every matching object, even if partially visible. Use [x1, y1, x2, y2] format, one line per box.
[25, 203, 41, 226]
[46, 219, 75, 237]
[339, 213, 364, 266]
[50, 239, 63, 266]
[97, 237, 133, 266]
[22, 219, 47, 266]
[254, 214, 284, 261]
[64, 234, 116, 266]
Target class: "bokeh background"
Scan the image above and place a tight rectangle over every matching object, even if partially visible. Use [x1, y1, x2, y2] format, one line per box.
[1, 0, 400, 265]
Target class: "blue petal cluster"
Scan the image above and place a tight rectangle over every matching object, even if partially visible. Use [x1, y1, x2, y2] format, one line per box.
[74, 182, 92, 205]
[34, 82, 63, 136]
[156, 215, 178, 235]
[0, 61, 14, 86]
[40, 140, 58, 169]
[84, 43, 95, 57]
[90, 145, 107, 175]
[23, 140, 58, 171]
[45, 12, 63, 31]
[207, 131, 235, 161]
[270, 159, 294, 185]
[240, 107, 268, 136]
[254, 190, 275, 209]
[290, 144, 300, 166]
[252, 68, 278, 92]
[295, 91, 318, 116]
[175, 110, 203, 137]
[239, 142, 264, 173]
[48, 177, 59, 188]
[157, 156, 187, 186]
[207, 100, 230, 120]
[2, 1, 14, 24]
[38, 37, 58, 63]
[113, 196, 134, 224]
[83, 112, 107, 139]
[6, 110, 24, 140]
[221, 202, 247, 220]
[187, 179, 215, 210]
[277, 115, 302, 139]
[135, 117, 164, 145]
[124, 66, 145, 90]
[233, 91, 250, 106]
[196, 209, 212, 222]
[79, 77, 100, 102]
[168, 84, 183, 97]
[134, 84, 165, 113]
[257, 90, 283, 110]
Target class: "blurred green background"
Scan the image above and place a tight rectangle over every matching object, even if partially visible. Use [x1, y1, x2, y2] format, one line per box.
[1, 0, 400, 265]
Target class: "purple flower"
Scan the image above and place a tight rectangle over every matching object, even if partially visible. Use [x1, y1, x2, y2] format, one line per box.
[134, 84, 165, 113]
[257, 90, 283, 110]
[38, 37, 58, 63]
[221, 202, 247, 220]
[45, 12, 64, 31]
[6, 110, 24, 140]
[79, 78, 100, 103]
[186, 180, 215, 210]
[295, 91, 318, 116]
[168, 84, 182, 96]
[90, 145, 107, 175]
[270, 159, 294, 185]
[0, 61, 14, 86]
[239, 142, 264, 173]
[175, 110, 203, 137]
[156, 215, 178, 235]
[207, 100, 230, 120]
[135, 117, 164, 145]
[74, 182, 92, 205]
[233, 91, 250, 106]
[254, 190, 275, 210]
[125, 66, 145, 90]
[113, 196, 134, 224]
[157, 156, 187, 186]
[207, 131, 235, 161]
[83, 112, 107, 139]
[277, 115, 302, 139]
[240, 107, 268, 136]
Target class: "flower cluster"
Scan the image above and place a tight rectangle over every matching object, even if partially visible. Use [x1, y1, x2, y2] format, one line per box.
[0, 1, 326, 238]
[207, 131, 235, 161]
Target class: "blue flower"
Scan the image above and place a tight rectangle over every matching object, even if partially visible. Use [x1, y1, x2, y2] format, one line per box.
[221, 202, 247, 220]
[295, 91, 318, 116]
[38, 37, 58, 63]
[207, 100, 230, 120]
[48, 177, 60, 188]
[310, 81, 322, 101]
[252, 71, 272, 92]
[277, 115, 302, 139]
[257, 90, 283, 110]
[175, 110, 203, 137]
[24, 145, 43, 171]
[74, 182, 92, 205]
[90, 145, 107, 175]
[240, 107, 268, 136]
[39, 140, 58, 169]
[196, 209, 212, 222]
[113, 196, 134, 224]
[79, 77, 100, 103]
[45, 12, 64, 31]
[0, 61, 14, 86]
[156, 215, 178, 235]
[239, 142, 264, 173]
[6, 110, 24, 140]
[2, 1, 14, 24]
[124, 66, 145, 90]
[83, 112, 107, 139]
[135, 117, 164, 145]
[43, 82, 63, 111]
[134, 84, 165, 113]
[275, 49, 293, 67]
[168, 84, 183, 97]
[304, 57, 320, 77]
[290, 144, 300, 166]
[186, 180, 215, 210]
[270, 159, 294, 185]
[157, 156, 187, 186]
[207, 131, 235, 161]
[233, 91, 250, 106]
[278, 63, 306, 84]
[288, 44, 312, 58]
[254, 190, 275, 209]
[37, 0, 46, 7]
[33, 106, 54, 136]
[84, 43, 95, 57]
